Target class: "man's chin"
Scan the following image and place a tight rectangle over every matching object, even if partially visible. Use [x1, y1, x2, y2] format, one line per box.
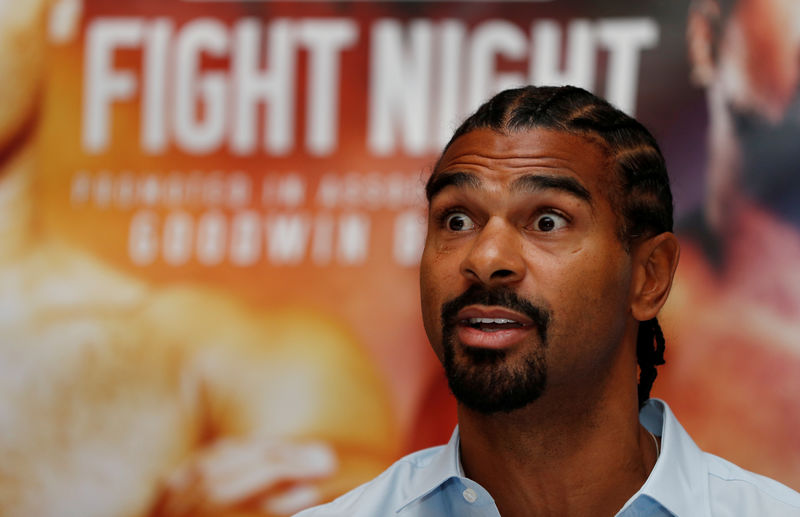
[448, 380, 543, 415]
[444, 353, 547, 415]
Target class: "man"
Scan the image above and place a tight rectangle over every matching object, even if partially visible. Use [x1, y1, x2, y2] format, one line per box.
[295, 86, 800, 516]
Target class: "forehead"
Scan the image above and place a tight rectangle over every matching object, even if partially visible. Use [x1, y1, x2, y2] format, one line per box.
[430, 128, 612, 199]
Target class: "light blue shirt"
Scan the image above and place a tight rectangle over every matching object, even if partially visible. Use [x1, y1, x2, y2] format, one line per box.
[295, 399, 800, 516]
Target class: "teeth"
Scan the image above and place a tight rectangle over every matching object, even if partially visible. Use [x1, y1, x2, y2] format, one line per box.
[468, 318, 518, 325]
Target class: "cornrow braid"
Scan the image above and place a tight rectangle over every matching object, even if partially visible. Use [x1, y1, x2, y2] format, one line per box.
[429, 85, 674, 406]
[636, 318, 666, 408]
[530, 86, 569, 120]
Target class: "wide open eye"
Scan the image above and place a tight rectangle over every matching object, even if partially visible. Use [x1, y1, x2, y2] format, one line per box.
[445, 212, 475, 231]
[534, 213, 568, 232]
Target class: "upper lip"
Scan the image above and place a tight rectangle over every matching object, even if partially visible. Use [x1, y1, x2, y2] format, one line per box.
[455, 306, 533, 326]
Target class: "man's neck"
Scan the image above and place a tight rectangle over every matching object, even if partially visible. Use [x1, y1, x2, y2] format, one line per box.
[457, 387, 657, 517]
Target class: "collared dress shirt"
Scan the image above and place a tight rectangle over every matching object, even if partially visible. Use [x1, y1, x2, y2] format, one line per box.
[295, 399, 800, 516]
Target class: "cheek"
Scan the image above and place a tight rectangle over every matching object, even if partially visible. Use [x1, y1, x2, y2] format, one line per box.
[540, 254, 633, 380]
[546, 249, 633, 332]
[586, 257, 632, 309]
[419, 248, 446, 356]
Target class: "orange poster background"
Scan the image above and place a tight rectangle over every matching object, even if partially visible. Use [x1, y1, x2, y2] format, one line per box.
[0, 0, 798, 515]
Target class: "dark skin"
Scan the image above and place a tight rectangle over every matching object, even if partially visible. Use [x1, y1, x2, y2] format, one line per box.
[420, 128, 680, 516]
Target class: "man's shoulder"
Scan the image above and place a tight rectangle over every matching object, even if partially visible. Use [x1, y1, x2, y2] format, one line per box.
[294, 445, 447, 516]
[639, 399, 799, 516]
[702, 452, 800, 514]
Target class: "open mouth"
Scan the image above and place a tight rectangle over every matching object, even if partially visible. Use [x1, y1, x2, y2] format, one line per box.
[463, 317, 528, 332]
[451, 304, 541, 350]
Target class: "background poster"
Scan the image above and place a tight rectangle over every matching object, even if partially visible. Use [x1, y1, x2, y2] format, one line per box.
[0, 0, 797, 515]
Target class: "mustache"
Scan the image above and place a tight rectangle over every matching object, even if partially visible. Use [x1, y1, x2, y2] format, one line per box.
[440, 285, 550, 342]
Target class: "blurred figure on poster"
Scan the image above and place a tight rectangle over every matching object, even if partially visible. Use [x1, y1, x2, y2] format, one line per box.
[660, 0, 800, 487]
[0, 1, 398, 516]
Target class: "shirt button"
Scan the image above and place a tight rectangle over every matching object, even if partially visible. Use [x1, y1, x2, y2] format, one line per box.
[462, 487, 478, 503]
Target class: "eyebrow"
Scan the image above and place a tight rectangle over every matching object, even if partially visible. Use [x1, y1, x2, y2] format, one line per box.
[510, 174, 592, 204]
[426, 170, 592, 205]
[425, 171, 482, 201]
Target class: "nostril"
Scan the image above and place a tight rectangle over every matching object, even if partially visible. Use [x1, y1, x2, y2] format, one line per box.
[490, 269, 515, 279]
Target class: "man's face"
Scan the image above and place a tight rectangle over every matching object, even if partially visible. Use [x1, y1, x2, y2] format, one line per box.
[420, 128, 637, 414]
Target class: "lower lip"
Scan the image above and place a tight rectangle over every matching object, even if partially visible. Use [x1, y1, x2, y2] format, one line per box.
[456, 325, 533, 350]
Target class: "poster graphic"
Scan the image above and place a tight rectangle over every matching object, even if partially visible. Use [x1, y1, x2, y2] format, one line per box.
[0, 0, 797, 515]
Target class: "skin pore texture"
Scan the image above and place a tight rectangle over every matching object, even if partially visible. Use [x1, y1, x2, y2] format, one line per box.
[420, 128, 680, 517]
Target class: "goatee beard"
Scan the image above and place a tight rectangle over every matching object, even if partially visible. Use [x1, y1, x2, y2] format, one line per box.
[440, 285, 551, 414]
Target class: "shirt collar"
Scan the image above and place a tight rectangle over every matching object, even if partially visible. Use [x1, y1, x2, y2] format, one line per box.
[395, 399, 711, 516]
[395, 427, 463, 512]
[626, 398, 711, 516]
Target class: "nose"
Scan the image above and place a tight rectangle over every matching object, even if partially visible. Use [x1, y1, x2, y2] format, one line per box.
[460, 217, 525, 286]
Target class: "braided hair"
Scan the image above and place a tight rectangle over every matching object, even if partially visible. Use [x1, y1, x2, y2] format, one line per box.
[429, 85, 673, 407]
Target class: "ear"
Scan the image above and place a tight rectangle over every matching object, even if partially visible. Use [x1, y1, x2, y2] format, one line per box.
[630, 232, 680, 322]
[687, 3, 717, 86]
